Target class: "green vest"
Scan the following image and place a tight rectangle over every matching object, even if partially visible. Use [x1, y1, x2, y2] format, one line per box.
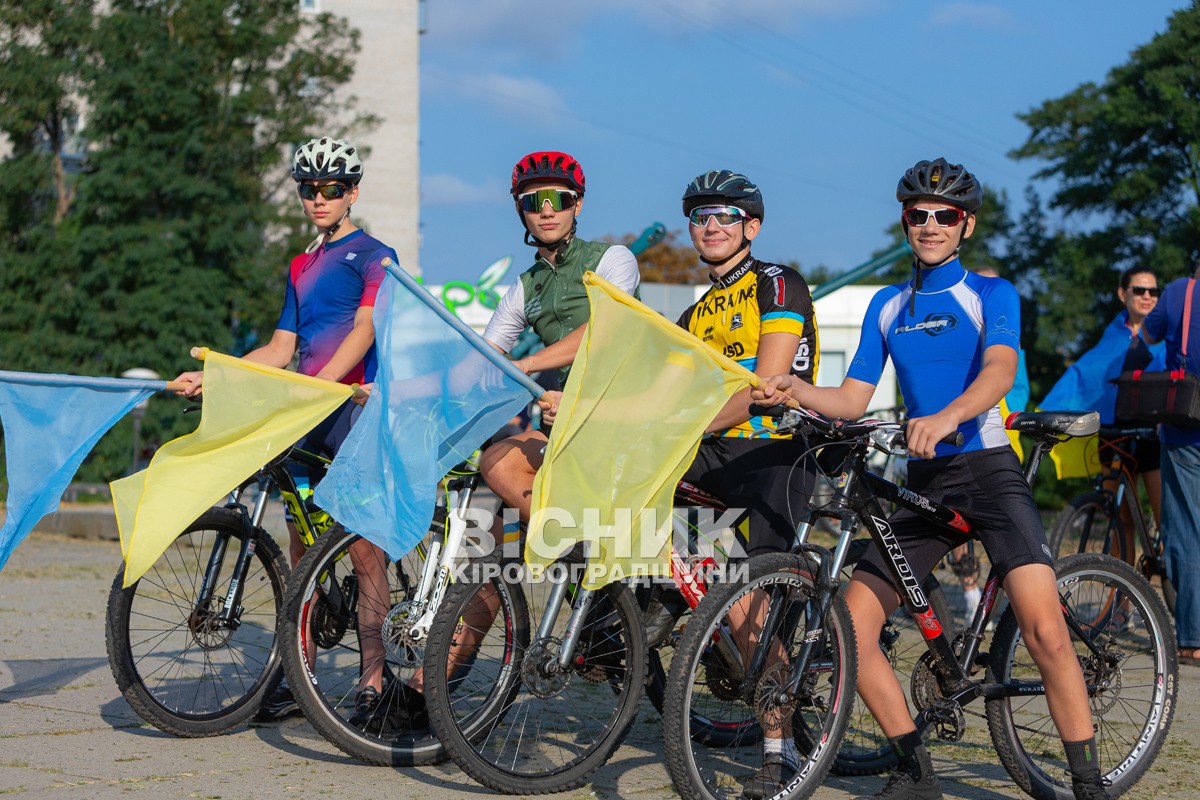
[519, 237, 641, 385]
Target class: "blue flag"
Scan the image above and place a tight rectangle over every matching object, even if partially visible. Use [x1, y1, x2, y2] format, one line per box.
[0, 372, 161, 571]
[315, 267, 537, 560]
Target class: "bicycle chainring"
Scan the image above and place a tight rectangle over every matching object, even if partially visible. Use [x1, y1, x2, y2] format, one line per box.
[910, 651, 945, 713]
[700, 647, 743, 702]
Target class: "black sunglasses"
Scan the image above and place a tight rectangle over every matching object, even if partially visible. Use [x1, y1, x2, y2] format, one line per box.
[298, 182, 352, 201]
[1129, 286, 1160, 298]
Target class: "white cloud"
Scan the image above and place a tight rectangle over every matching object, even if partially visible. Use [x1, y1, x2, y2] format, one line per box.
[426, 69, 574, 127]
[927, 3, 1019, 32]
[422, 173, 503, 206]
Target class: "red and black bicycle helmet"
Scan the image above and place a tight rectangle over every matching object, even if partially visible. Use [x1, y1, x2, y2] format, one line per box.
[511, 151, 586, 196]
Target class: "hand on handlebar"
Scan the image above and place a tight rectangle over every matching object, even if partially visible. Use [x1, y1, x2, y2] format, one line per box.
[905, 412, 961, 460]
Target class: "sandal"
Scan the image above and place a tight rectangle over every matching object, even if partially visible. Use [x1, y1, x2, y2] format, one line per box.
[1179, 648, 1200, 667]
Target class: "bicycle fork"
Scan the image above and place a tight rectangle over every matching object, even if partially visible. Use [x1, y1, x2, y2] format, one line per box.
[196, 475, 275, 630]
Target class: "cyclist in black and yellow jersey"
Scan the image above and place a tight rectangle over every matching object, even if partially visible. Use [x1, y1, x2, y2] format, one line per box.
[674, 169, 821, 798]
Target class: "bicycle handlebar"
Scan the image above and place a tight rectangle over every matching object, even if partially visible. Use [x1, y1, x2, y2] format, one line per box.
[748, 404, 964, 450]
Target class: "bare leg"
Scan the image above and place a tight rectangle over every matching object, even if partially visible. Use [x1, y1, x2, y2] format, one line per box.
[479, 430, 548, 522]
[349, 538, 390, 693]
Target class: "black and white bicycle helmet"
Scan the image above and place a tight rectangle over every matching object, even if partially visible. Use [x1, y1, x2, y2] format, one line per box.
[682, 170, 764, 221]
[896, 157, 981, 212]
[292, 137, 364, 185]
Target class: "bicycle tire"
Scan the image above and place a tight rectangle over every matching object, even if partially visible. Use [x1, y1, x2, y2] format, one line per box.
[663, 552, 856, 800]
[279, 524, 446, 766]
[1048, 493, 1126, 562]
[831, 538, 955, 776]
[105, 507, 288, 737]
[426, 566, 647, 795]
[985, 553, 1177, 800]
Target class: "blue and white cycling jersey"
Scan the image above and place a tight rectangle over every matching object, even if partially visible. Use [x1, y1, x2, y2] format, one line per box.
[847, 259, 1021, 458]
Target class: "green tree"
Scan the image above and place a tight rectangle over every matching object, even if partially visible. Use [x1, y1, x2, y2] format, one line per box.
[1012, 4, 1200, 280]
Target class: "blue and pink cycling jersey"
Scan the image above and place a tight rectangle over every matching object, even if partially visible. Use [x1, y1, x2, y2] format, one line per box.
[277, 229, 391, 385]
[846, 259, 1022, 458]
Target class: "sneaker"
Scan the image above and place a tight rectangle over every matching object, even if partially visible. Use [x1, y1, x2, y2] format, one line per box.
[253, 683, 301, 722]
[854, 767, 942, 799]
[348, 683, 429, 734]
[1071, 776, 1111, 800]
[741, 753, 797, 799]
[642, 586, 688, 647]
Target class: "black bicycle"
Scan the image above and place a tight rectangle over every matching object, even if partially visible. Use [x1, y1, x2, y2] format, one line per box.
[1049, 425, 1176, 614]
[105, 445, 334, 737]
[664, 408, 1177, 800]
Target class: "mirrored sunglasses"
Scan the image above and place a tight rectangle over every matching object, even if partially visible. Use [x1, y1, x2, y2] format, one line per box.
[901, 207, 967, 228]
[688, 206, 748, 228]
[298, 182, 352, 201]
[1130, 286, 1160, 297]
[517, 188, 579, 213]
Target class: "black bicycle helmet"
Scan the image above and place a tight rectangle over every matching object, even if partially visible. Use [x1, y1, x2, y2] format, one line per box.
[682, 170, 764, 221]
[896, 157, 981, 212]
[292, 137, 364, 185]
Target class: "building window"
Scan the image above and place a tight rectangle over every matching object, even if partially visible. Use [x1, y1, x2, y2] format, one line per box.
[299, 0, 319, 13]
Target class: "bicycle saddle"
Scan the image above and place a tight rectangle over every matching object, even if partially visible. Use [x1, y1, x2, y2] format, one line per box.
[1005, 410, 1100, 440]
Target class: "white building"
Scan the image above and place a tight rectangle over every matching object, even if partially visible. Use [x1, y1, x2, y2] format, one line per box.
[314, 0, 423, 275]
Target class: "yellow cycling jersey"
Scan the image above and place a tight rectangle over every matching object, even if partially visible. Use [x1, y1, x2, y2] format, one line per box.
[677, 255, 819, 438]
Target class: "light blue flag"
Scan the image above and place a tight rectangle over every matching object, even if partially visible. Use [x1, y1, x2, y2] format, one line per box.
[0, 371, 162, 571]
[315, 266, 538, 560]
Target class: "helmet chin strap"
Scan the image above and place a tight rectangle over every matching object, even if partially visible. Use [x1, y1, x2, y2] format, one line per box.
[524, 218, 577, 260]
[907, 225, 964, 314]
[699, 223, 750, 267]
[304, 209, 351, 254]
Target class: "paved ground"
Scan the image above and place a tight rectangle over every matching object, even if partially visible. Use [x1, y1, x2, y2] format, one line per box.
[1, 529, 1197, 799]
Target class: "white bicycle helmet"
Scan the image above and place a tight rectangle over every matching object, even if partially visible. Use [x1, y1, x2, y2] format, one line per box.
[291, 137, 364, 185]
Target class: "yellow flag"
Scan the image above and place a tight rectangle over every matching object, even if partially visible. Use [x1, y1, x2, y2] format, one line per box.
[1048, 431, 1102, 480]
[112, 350, 353, 586]
[527, 273, 757, 590]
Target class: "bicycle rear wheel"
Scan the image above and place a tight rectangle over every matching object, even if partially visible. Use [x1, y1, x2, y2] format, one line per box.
[105, 508, 287, 736]
[1048, 493, 1125, 561]
[985, 553, 1177, 800]
[279, 524, 443, 766]
[425, 564, 647, 795]
[663, 552, 856, 800]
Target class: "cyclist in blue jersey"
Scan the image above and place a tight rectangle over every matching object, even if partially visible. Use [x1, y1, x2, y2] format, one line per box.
[175, 137, 399, 726]
[753, 159, 1111, 800]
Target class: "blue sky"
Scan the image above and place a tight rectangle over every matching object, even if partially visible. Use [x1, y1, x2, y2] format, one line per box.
[417, 1, 1189, 285]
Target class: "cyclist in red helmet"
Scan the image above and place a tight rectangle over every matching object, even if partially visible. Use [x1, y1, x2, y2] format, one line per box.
[479, 151, 640, 525]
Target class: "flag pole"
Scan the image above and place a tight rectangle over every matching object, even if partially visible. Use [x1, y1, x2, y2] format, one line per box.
[382, 262, 546, 399]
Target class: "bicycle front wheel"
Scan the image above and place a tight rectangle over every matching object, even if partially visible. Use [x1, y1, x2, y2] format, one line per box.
[1048, 493, 1125, 561]
[985, 553, 1177, 800]
[425, 564, 647, 794]
[105, 508, 288, 736]
[279, 524, 443, 766]
[663, 553, 856, 800]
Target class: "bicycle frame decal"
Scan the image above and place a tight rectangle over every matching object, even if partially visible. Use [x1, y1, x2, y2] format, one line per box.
[912, 606, 943, 637]
[872, 515, 928, 609]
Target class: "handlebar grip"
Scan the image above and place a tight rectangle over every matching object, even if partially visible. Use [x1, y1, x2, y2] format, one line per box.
[748, 403, 786, 419]
[942, 431, 964, 447]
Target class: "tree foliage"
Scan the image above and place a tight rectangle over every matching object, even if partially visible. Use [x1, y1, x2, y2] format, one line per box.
[0, 0, 371, 479]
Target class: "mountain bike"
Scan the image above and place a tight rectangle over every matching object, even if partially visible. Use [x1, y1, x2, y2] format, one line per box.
[105, 445, 335, 737]
[1049, 425, 1176, 613]
[663, 407, 1177, 800]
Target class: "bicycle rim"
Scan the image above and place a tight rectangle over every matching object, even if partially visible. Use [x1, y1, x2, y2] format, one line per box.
[427, 568, 647, 794]
[664, 553, 856, 800]
[105, 509, 286, 736]
[985, 553, 1177, 799]
[281, 525, 442, 766]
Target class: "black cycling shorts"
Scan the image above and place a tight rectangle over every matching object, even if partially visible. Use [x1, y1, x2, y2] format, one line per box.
[854, 446, 1054, 593]
[680, 436, 814, 558]
[289, 398, 361, 486]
